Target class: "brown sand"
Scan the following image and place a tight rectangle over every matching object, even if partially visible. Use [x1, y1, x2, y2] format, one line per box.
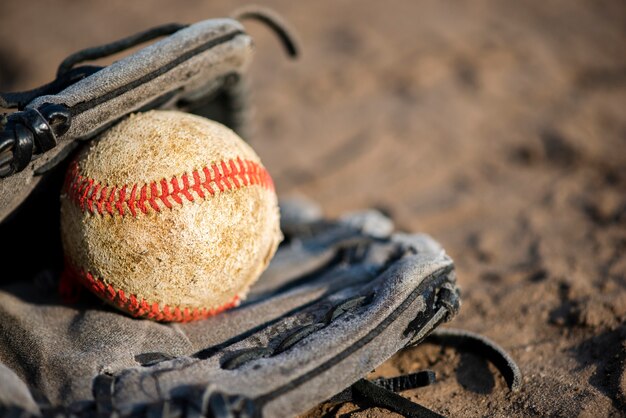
[1, 1, 624, 416]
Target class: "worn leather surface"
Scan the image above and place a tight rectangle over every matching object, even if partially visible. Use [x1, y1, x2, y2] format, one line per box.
[0, 198, 458, 417]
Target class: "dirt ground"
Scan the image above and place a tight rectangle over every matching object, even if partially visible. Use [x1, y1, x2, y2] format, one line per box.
[1, 1, 625, 416]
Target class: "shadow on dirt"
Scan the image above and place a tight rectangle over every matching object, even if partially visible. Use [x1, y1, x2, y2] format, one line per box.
[455, 352, 496, 394]
[570, 325, 626, 411]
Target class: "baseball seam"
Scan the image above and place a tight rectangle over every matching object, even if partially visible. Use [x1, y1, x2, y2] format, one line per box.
[63, 157, 274, 217]
[65, 261, 240, 322]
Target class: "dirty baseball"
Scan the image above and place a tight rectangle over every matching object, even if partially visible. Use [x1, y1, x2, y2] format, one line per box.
[60, 110, 282, 322]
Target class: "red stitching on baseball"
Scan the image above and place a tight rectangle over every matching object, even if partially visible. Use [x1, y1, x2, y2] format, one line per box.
[96, 186, 107, 214]
[106, 186, 116, 216]
[159, 179, 173, 208]
[170, 177, 183, 205]
[89, 184, 100, 213]
[64, 158, 274, 218]
[191, 170, 205, 199]
[221, 161, 232, 190]
[149, 182, 160, 212]
[81, 180, 92, 211]
[138, 184, 149, 214]
[128, 185, 138, 217]
[64, 261, 240, 322]
[228, 160, 241, 188]
[202, 166, 215, 195]
[181, 173, 194, 202]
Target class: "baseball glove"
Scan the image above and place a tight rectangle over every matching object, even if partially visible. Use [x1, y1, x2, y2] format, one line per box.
[0, 198, 519, 417]
[0, 9, 520, 417]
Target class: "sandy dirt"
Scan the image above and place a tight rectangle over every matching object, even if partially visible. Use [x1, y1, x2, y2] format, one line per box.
[1, 1, 625, 416]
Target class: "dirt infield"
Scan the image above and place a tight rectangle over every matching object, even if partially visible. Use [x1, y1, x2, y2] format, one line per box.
[1, 1, 624, 416]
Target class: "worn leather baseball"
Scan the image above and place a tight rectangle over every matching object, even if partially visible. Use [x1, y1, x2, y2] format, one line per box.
[60, 110, 282, 322]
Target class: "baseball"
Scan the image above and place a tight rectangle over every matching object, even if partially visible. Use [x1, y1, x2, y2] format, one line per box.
[60, 110, 282, 322]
